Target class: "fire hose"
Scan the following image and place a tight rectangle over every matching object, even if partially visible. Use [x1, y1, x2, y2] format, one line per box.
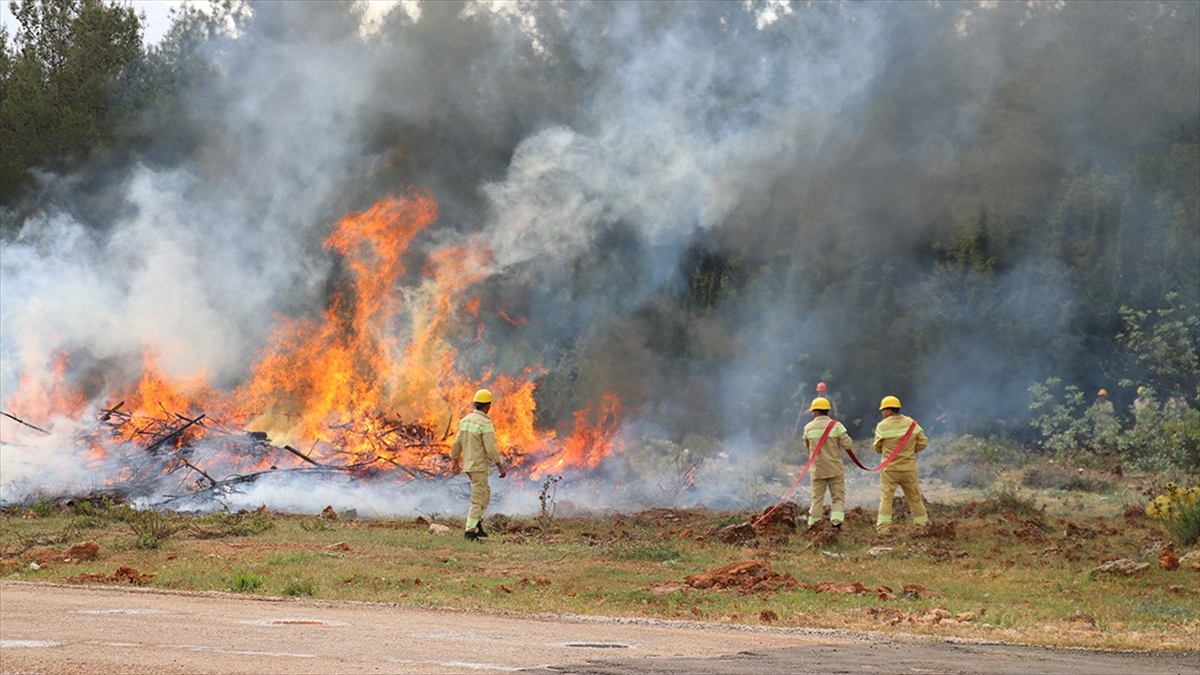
[751, 419, 917, 527]
[752, 419, 837, 526]
[844, 420, 917, 472]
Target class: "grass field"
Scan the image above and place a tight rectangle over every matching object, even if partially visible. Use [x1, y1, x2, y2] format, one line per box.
[2, 457, 1197, 653]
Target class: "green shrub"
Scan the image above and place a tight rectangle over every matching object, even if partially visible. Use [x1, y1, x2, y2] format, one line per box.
[1167, 498, 1200, 546]
[191, 511, 275, 538]
[127, 509, 180, 545]
[282, 578, 316, 597]
[975, 484, 1044, 518]
[29, 497, 56, 518]
[230, 573, 265, 592]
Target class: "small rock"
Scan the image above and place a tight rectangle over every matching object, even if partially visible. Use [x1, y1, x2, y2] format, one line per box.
[1091, 558, 1150, 578]
[1178, 550, 1200, 570]
[321, 505, 337, 520]
[759, 609, 779, 623]
[821, 550, 843, 558]
[327, 541, 351, 551]
[868, 546, 893, 556]
[1158, 549, 1179, 570]
[28, 562, 40, 571]
[428, 523, 451, 535]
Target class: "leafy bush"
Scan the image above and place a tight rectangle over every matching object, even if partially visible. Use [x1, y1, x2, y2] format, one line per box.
[1028, 379, 1097, 457]
[1168, 498, 1200, 547]
[28, 497, 56, 518]
[1146, 482, 1200, 546]
[230, 573, 265, 592]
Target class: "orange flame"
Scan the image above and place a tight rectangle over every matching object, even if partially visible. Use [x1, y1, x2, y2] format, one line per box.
[2, 189, 623, 482]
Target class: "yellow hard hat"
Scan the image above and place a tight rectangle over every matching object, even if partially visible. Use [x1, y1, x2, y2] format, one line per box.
[1098, 389, 1107, 397]
[879, 395, 901, 410]
[810, 397, 831, 412]
[1137, 386, 1145, 395]
[473, 389, 493, 404]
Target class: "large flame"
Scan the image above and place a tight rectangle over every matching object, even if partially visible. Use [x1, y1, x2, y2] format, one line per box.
[1, 190, 623, 482]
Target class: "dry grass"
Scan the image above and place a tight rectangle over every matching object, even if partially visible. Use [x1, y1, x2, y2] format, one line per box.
[1, 476, 1197, 652]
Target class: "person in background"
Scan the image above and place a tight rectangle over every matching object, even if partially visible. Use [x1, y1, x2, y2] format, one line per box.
[450, 389, 507, 541]
[1089, 388, 1119, 448]
[1132, 386, 1156, 429]
[803, 397, 852, 529]
[873, 395, 929, 534]
[794, 381, 839, 439]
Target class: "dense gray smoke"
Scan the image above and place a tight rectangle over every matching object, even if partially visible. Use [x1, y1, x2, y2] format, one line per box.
[2, 1, 1197, 512]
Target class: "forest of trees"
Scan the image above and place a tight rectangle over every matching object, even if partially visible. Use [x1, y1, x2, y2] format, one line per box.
[1, 1, 1197, 474]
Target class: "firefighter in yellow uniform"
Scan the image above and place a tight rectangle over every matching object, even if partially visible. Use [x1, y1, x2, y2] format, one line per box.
[803, 397, 852, 528]
[450, 389, 507, 541]
[873, 395, 929, 533]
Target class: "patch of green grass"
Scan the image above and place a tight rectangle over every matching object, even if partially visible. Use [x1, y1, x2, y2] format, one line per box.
[281, 577, 317, 597]
[1022, 466, 1115, 493]
[191, 511, 275, 538]
[2, 495, 1196, 652]
[230, 573, 265, 592]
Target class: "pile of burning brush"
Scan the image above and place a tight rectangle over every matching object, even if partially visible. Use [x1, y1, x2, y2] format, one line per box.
[1, 404, 450, 507]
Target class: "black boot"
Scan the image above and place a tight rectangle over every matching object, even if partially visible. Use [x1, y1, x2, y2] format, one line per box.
[474, 522, 489, 538]
[464, 529, 480, 541]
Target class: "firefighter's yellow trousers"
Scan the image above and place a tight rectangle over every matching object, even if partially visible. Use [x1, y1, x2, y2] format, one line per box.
[809, 475, 845, 526]
[876, 469, 928, 532]
[465, 470, 491, 530]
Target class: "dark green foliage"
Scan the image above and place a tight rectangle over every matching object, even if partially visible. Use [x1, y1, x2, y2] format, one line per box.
[0, 0, 141, 201]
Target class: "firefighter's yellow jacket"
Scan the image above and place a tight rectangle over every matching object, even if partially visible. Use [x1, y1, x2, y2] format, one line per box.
[450, 410, 501, 472]
[873, 414, 928, 473]
[803, 414, 852, 480]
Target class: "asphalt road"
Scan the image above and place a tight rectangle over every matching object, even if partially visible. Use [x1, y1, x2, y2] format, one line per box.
[1, 581, 1196, 675]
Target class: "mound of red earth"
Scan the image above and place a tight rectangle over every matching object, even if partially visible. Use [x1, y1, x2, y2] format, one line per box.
[62, 565, 154, 585]
[684, 561, 800, 594]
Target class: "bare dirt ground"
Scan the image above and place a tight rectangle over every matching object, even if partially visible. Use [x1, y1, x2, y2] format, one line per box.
[1, 581, 1196, 675]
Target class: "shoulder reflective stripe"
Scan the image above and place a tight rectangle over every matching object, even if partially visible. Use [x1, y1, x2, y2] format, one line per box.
[460, 421, 494, 434]
[875, 425, 908, 439]
[805, 428, 845, 438]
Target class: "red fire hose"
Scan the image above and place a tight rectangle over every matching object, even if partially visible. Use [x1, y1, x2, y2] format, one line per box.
[844, 420, 917, 472]
[752, 419, 918, 528]
[752, 419, 837, 526]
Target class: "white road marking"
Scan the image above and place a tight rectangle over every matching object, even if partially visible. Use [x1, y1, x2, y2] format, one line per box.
[73, 608, 161, 615]
[1, 640, 65, 648]
[241, 617, 349, 627]
[168, 644, 316, 658]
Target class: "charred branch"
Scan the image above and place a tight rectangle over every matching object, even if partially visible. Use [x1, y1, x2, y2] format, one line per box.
[1, 411, 50, 435]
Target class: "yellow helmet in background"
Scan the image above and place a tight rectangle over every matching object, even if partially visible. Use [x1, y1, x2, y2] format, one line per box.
[1137, 386, 1145, 395]
[879, 395, 902, 410]
[473, 389, 494, 404]
[1098, 389, 1108, 397]
[810, 397, 831, 412]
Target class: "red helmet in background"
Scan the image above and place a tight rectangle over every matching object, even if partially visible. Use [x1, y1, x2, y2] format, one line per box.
[816, 381, 827, 393]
